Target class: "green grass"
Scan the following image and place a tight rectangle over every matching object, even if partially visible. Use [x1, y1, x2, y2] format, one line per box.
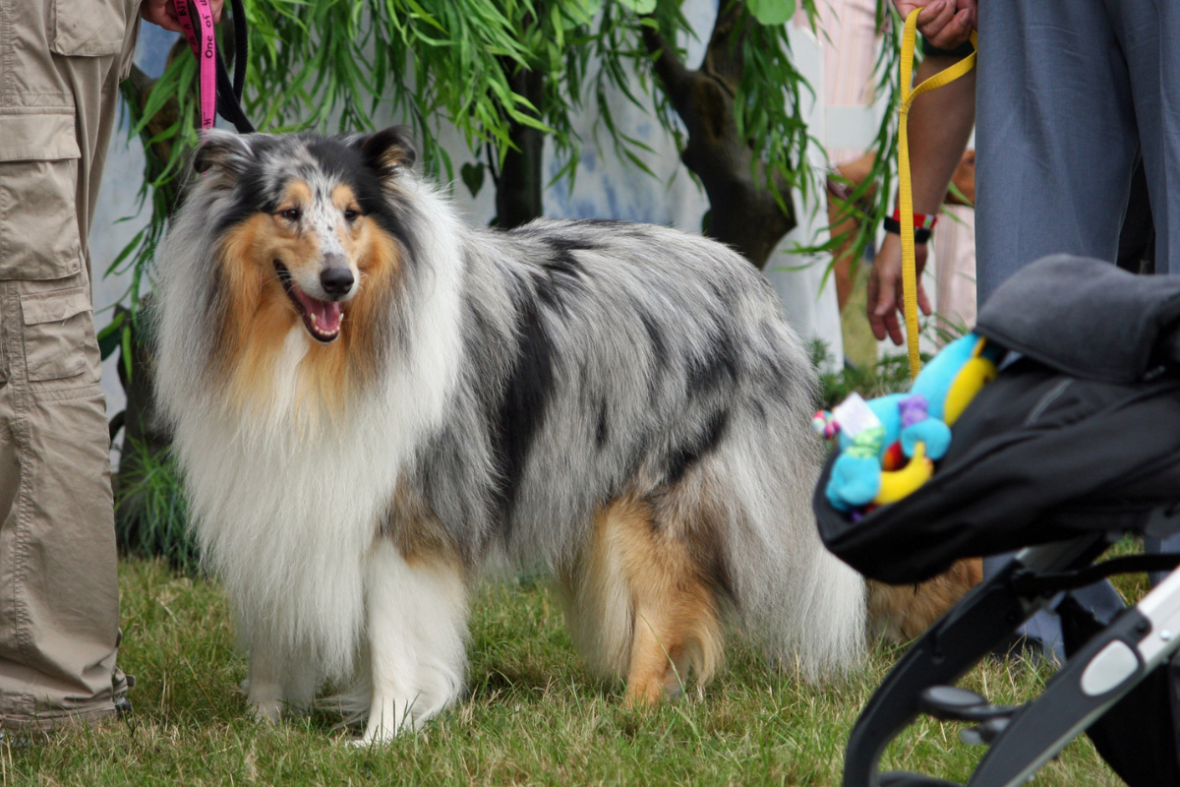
[114, 440, 199, 576]
[2, 559, 1123, 786]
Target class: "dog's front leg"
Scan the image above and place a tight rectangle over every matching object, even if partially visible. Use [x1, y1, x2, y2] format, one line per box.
[245, 638, 317, 722]
[361, 539, 468, 744]
[245, 638, 288, 723]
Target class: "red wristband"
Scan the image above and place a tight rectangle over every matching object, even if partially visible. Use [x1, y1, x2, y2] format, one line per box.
[891, 207, 938, 230]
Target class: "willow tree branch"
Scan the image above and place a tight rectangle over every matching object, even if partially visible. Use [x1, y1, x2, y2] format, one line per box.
[640, 24, 693, 117]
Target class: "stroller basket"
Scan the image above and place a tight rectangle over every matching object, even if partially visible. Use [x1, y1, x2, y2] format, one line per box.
[815, 256, 1180, 787]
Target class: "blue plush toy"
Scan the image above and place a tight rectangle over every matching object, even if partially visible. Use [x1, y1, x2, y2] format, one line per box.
[816, 333, 1006, 513]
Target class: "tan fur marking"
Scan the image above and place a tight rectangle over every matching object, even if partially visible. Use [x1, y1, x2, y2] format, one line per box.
[280, 180, 313, 210]
[332, 183, 358, 213]
[559, 494, 724, 706]
[384, 478, 462, 572]
[867, 557, 983, 643]
[213, 180, 404, 419]
[215, 213, 302, 409]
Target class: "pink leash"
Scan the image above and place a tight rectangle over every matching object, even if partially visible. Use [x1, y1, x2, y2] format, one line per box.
[173, 0, 219, 131]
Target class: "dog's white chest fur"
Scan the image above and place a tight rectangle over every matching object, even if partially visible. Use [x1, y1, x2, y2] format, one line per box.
[178, 389, 397, 679]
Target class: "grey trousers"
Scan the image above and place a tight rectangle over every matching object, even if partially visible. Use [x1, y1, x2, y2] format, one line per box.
[976, 0, 1180, 299]
[975, 0, 1180, 659]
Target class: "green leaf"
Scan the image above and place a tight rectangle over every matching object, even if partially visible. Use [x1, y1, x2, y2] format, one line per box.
[616, 0, 656, 14]
[566, 0, 603, 25]
[97, 311, 126, 361]
[747, 0, 796, 26]
[121, 324, 134, 380]
[460, 162, 485, 198]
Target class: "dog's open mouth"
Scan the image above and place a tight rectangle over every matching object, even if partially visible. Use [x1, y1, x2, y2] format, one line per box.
[274, 262, 343, 343]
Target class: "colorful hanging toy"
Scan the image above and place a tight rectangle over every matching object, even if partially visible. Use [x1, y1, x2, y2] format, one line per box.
[815, 333, 1006, 514]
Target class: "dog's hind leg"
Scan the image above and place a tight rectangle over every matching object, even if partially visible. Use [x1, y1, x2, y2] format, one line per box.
[560, 495, 724, 706]
[622, 501, 725, 707]
[361, 538, 467, 743]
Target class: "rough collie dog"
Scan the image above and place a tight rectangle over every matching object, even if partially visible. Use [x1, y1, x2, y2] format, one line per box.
[154, 126, 867, 742]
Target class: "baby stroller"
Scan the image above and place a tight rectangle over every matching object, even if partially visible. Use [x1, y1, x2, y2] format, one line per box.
[814, 255, 1180, 787]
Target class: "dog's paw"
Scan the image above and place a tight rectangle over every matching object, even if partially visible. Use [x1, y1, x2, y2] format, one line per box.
[348, 732, 401, 748]
[247, 685, 285, 724]
[358, 700, 418, 744]
[250, 698, 284, 724]
[358, 718, 412, 745]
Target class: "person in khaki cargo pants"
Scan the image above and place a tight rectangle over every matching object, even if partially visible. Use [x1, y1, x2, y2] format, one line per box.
[0, 0, 221, 730]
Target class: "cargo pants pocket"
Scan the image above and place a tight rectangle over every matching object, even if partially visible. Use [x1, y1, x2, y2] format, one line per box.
[0, 114, 85, 282]
[20, 287, 96, 382]
[50, 0, 130, 57]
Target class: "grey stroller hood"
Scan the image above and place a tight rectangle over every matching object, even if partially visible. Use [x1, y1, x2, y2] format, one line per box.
[975, 253, 1180, 384]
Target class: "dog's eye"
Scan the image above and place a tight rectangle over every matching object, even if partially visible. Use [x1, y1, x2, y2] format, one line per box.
[344, 208, 359, 223]
[280, 208, 301, 223]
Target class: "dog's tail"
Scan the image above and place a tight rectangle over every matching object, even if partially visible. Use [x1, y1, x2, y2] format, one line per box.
[715, 416, 867, 682]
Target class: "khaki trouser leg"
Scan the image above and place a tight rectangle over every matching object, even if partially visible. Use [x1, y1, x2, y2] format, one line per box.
[0, 274, 126, 728]
[0, 0, 139, 728]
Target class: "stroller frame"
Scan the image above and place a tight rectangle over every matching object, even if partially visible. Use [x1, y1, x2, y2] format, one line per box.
[823, 254, 1180, 786]
[846, 525, 1180, 787]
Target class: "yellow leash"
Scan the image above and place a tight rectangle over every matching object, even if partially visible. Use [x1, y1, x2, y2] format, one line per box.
[897, 10, 977, 377]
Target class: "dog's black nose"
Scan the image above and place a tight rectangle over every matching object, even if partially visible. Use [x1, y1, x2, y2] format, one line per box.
[320, 266, 354, 297]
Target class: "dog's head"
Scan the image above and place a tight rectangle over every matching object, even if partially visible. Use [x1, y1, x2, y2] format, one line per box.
[194, 126, 416, 344]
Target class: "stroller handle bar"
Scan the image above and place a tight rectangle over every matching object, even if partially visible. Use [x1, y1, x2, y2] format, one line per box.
[970, 556, 1180, 786]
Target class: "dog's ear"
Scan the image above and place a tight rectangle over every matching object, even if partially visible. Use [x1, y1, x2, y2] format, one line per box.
[192, 130, 253, 181]
[356, 125, 417, 181]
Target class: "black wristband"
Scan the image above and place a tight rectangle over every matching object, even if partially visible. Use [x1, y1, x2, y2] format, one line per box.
[921, 36, 976, 60]
[883, 216, 932, 243]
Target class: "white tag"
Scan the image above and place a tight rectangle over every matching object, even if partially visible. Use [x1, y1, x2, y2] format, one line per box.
[832, 392, 882, 438]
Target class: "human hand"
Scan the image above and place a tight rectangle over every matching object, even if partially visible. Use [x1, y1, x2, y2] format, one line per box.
[141, 0, 225, 33]
[867, 231, 932, 345]
[893, 0, 976, 50]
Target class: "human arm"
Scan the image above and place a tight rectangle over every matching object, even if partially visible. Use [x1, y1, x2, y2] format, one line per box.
[140, 0, 224, 33]
[867, 53, 976, 345]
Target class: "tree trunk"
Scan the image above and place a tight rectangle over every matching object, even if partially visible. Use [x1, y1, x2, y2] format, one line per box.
[494, 66, 545, 229]
[642, 4, 796, 269]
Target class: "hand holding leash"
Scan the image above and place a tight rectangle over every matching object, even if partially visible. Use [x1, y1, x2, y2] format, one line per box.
[153, 0, 254, 133]
[893, 0, 976, 50]
[141, 0, 224, 33]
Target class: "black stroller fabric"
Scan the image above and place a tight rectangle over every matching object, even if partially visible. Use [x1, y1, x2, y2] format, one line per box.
[815, 255, 1180, 586]
[814, 361, 1180, 585]
[975, 254, 1180, 383]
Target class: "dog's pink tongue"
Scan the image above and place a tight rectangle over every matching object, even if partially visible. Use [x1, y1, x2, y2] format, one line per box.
[296, 289, 343, 334]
